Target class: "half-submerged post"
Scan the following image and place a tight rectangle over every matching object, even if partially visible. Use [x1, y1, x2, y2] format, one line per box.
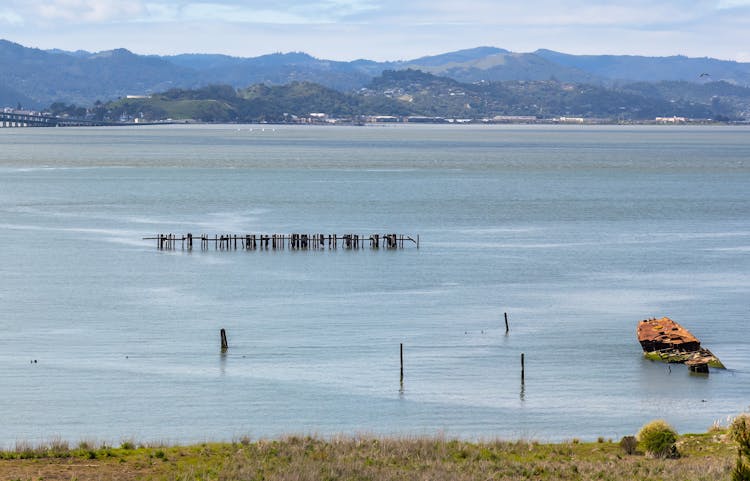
[521, 353, 525, 383]
[400, 343, 404, 381]
[504, 312, 509, 333]
[220, 328, 228, 352]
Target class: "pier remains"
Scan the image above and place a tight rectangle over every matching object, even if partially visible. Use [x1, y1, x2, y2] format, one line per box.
[144, 233, 419, 251]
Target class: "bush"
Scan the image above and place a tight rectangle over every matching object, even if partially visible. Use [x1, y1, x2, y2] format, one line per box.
[731, 414, 750, 481]
[734, 459, 750, 481]
[619, 435, 637, 455]
[637, 420, 678, 458]
[731, 415, 750, 456]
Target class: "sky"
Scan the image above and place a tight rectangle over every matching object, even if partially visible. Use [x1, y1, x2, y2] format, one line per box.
[1, 0, 750, 62]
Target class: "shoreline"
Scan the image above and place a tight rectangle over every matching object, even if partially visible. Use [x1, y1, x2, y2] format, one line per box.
[0, 429, 737, 481]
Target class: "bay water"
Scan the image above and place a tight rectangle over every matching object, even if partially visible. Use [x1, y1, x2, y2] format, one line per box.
[0, 124, 748, 446]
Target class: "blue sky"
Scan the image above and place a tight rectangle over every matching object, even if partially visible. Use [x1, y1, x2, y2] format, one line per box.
[2, 0, 750, 61]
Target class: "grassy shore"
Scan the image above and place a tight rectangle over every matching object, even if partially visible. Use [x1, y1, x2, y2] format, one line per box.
[0, 430, 736, 481]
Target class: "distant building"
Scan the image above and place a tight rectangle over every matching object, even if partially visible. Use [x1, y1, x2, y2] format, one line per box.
[655, 116, 686, 124]
[485, 115, 537, 123]
[405, 116, 446, 123]
[369, 115, 401, 123]
[555, 116, 585, 124]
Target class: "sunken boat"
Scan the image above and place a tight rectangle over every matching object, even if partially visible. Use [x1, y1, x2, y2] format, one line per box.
[637, 317, 725, 373]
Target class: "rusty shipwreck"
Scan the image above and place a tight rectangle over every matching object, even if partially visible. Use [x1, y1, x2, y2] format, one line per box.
[637, 317, 725, 373]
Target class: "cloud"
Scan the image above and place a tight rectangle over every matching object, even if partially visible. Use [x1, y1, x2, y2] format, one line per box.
[5, 0, 749, 29]
[3, 0, 750, 62]
[4, 0, 147, 24]
[2, 0, 382, 26]
[717, 0, 750, 8]
[0, 8, 24, 25]
[149, 0, 380, 24]
[339, 0, 719, 27]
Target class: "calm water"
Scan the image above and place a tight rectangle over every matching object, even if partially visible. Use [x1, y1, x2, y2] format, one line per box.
[0, 124, 748, 446]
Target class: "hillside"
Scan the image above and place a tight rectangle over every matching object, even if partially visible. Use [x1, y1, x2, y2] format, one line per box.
[0, 40, 200, 107]
[3, 39, 750, 109]
[361, 70, 722, 120]
[105, 82, 408, 123]
[535, 50, 750, 85]
[95, 69, 750, 123]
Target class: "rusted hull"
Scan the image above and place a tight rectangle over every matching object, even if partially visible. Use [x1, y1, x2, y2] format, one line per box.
[637, 317, 724, 370]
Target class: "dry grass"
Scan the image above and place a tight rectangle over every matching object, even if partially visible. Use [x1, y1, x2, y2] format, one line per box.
[0, 431, 736, 481]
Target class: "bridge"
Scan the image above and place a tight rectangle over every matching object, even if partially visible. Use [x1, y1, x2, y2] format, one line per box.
[0, 110, 116, 128]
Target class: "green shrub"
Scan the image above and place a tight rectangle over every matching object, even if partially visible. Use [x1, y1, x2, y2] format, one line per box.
[734, 458, 750, 481]
[619, 435, 637, 455]
[637, 420, 678, 458]
[731, 415, 750, 456]
[731, 414, 750, 481]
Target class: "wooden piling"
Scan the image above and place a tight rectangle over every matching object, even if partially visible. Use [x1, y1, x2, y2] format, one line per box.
[400, 343, 404, 380]
[521, 353, 525, 383]
[220, 328, 228, 352]
[146, 232, 418, 252]
[505, 312, 509, 333]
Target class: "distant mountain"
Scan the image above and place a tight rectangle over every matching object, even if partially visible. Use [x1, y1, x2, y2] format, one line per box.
[2, 38, 750, 109]
[106, 80, 409, 123]
[0, 39, 200, 107]
[361, 69, 719, 120]
[534, 49, 750, 85]
[400, 48, 598, 84]
[166, 51, 375, 92]
[404, 46, 510, 67]
[0, 83, 33, 108]
[98, 68, 749, 123]
[619, 80, 750, 119]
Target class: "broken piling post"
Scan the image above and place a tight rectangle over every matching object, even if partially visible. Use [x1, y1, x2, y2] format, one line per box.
[220, 328, 228, 352]
[400, 343, 404, 381]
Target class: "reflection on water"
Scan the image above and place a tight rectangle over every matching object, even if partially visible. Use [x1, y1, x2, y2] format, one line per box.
[0, 124, 749, 445]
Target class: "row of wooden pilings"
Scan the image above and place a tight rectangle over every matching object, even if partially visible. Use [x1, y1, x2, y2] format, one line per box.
[218, 312, 526, 388]
[147, 233, 418, 251]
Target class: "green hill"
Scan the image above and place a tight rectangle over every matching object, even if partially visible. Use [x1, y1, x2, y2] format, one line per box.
[94, 69, 748, 123]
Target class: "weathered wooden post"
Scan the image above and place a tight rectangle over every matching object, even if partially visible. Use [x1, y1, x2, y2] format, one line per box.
[505, 312, 509, 333]
[400, 343, 404, 381]
[521, 353, 525, 383]
[220, 329, 228, 352]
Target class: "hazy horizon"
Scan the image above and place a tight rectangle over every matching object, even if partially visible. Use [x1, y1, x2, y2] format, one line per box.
[6, 38, 749, 65]
[2, 1, 750, 62]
